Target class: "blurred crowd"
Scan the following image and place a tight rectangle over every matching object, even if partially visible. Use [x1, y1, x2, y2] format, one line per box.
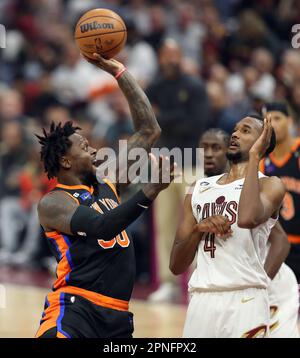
[0, 0, 300, 284]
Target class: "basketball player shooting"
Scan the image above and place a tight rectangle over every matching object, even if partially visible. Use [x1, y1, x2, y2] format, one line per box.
[170, 115, 286, 338]
[34, 55, 175, 338]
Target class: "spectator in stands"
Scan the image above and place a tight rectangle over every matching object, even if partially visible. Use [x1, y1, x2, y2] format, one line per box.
[0, 121, 29, 264]
[147, 39, 210, 302]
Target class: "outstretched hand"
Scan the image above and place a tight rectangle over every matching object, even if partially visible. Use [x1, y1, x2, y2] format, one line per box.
[142, 154, 181, 200]
[81, 52, 125, 76]
[249, 115, 273, 160]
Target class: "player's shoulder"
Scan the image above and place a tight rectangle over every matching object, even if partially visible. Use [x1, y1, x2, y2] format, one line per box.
[38, 190, 76, 215]
[259, 174, 285, 194]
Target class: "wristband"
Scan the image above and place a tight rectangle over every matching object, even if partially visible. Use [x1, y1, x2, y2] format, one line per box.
[114, 67, 127, 80]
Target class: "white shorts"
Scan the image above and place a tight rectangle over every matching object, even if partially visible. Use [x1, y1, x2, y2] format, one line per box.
[268, 263, 299, 338]
[183, 287, 269, 338]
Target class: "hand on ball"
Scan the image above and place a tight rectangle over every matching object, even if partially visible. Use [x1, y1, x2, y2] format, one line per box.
[82, 52, 125, 76]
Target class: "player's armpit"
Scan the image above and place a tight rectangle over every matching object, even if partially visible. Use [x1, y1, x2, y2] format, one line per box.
[38, 191, 79, 235]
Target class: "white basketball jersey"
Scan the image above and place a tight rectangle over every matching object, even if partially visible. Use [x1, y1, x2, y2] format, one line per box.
[189, 173, 277, 292]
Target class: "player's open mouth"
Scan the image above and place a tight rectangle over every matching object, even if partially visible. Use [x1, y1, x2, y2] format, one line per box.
[229, 140, 239, 149]
[205, 161, 215, 168]
[92, 158, 98, 167]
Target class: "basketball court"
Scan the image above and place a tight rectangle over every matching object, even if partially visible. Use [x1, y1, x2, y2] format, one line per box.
[0, 283, 186, 338]
[1, 277, 299, 338]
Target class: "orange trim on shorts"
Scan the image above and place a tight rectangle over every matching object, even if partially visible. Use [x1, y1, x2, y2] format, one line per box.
[45, 232, 72, 290]
[35, 291, 62, 338]
[288, 234, 300, 244]
[103, 178, 120, 202]
[56, 183, 94, 194]
[55, 286, 129, 311]
[56, 331, 69, 338]
[35, 285, 129, 337]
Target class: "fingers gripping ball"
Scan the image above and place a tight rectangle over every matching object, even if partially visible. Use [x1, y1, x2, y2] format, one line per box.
[74, 8, 127, 59]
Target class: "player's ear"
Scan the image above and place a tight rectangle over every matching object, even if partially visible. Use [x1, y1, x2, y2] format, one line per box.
[60, 156, 71, 169]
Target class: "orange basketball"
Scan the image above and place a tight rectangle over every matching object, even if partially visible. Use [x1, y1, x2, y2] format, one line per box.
[74, 8, 127, 59]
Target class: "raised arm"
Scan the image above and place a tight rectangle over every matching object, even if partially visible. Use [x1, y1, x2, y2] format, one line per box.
[39, 155, 175, 239]
[238, 117, 286, 228]
[170, 194, 231, 275]
[84, 54, 161, 191]
[264, 222, 290, 279]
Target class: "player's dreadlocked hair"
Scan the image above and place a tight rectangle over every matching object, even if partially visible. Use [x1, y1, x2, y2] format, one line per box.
[35, 121, 81, 179]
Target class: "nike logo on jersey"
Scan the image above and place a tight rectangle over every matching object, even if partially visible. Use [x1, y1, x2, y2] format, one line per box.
[241, 297, 255, 303]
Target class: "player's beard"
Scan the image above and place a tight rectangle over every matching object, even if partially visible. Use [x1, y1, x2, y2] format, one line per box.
[226, 150, 243, 163]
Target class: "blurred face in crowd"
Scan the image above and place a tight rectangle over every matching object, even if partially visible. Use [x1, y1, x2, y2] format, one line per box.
[2, 121, 23, 151]
[0, 90, 23, 120]
[64, 44, 81, 67]
[292, 82, 300, 108]
[267, 110, 291, 143]
[227, 117, 263, 163]
[251, 48, 274, 74]
[200, 132, 228, 176]
[206, 82, 228, 111]
[44, 106, 71, 126]
[282, 50, 300, 83]
[159, 40, 182, 79]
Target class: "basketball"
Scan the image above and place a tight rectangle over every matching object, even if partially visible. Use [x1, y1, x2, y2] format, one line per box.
[74, 8, 127, 59]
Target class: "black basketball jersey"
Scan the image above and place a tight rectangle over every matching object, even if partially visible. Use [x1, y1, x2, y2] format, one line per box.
[260, 138, 300, 242]
[44, 179, 135, 302]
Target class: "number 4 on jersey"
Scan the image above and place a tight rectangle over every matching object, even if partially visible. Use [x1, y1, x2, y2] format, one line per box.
[204, 233, 216, 258]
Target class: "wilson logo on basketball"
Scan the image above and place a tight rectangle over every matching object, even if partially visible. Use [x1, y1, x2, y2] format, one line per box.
[80, 22, 114, 33]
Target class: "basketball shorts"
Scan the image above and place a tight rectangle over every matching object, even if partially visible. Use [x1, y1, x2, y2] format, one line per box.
[183, 287, 269, 338]
[36, 292, 134, 338]
[268, 263, 299, 338]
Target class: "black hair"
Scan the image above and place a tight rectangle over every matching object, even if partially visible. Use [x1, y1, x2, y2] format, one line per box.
[247, 113, 276, 156]
[263, 102, 289, 117]
[201, 128, 230, 147]
[35, 121, 80, 179]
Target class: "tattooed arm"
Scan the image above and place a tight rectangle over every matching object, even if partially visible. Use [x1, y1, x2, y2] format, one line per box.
[84, 53, 161, 192]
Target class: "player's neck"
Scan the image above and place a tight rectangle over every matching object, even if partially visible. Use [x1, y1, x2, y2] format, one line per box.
[57, 173, 86, 186]
[272, 136, 296, 159]
[223, 162, 248, 183]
